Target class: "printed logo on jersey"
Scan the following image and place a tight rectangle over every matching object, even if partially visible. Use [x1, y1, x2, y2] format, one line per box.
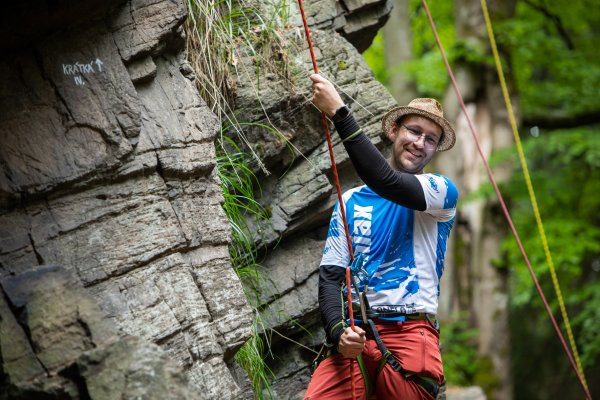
[371, 303, 417, 314]
[352, 205, 372, 257]
[428, 175, 439, 193]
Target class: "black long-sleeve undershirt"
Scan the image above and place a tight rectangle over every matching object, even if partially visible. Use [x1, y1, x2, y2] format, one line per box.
[319, 264, 347, 346]
[319, 111, 428, 347]
[333, 113, 426, 211]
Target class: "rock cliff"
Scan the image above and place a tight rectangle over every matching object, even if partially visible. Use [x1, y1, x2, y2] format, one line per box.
[229, 1, 396, 397]
[0, 0, 395, 398]
[1, 0, 251, 397]
[1, 265, 197, 399]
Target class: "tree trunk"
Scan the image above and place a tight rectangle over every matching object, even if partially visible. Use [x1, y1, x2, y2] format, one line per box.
[383, 0, 418, 104]
[434, 1, 517, 398]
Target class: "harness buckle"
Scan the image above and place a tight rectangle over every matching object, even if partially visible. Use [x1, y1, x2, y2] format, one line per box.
[310, 341, 335, 374]
[383, 350, 402, 372]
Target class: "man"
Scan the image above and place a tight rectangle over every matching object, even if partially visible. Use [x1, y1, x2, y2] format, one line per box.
[304, 74, 458, 400]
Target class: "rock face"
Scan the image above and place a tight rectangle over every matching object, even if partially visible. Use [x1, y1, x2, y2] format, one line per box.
[0, 265, 196, 399]
[445, 386, 487, 400]
[0, 0, 251, 397]
[228, 1, 396, 397]
[289, 0, 393, 52]
[0, 0, 394, 398]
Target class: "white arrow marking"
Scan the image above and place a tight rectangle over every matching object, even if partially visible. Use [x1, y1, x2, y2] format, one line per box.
[95, 58, 104, 72]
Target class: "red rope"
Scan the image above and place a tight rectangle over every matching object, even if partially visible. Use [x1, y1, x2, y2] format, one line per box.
[420, 1, 591, 398]
[296, 0, 354, 264]
[297, 1, 357, 398]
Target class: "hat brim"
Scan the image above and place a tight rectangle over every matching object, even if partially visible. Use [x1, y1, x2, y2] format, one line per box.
[381, 106, 456, 152]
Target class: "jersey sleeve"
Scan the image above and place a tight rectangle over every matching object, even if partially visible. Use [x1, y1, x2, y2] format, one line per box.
[414, 174, 458, 222]
[320, 202, 351, 268]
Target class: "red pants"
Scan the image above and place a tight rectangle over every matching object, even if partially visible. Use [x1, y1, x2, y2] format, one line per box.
[304, 320, 444, 400]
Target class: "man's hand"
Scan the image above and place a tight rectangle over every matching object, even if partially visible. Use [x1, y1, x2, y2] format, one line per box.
[310, 74, 345, 117]
[337, 326, 366, 358]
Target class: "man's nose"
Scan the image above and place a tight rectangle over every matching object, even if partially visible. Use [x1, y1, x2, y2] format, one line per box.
[413, 134, 426, 147]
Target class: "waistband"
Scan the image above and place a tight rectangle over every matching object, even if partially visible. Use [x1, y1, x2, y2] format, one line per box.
[372, 312, 436, 321]
[347, 313, 439, 331]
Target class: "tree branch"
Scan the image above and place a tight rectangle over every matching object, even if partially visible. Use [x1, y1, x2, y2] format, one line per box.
[523, 110, 600, 129]
[522, 0, 575, 50]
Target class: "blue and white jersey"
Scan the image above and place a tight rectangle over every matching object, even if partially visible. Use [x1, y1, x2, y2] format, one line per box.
[320, 174, 458, 315]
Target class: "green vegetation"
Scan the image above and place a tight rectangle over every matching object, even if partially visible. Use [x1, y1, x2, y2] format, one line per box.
[404, 0, 457, 97]
[185, 1, 295, 398]
[364, 0, 600, 397]
[491, 2, 600, 395]
[235, 313, 274, 399]
[440, 318, 480, 385]
[440, 318, 502, 396]
[362, 32, 388, 85]
[500, 129, 600, 398]
[185, 0, 296, 174]
[499, 0, 600, 117]
[216, 135, 270, 302]
[216, 131, 275, 398]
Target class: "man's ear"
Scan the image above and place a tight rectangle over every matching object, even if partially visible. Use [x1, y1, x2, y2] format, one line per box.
[386, 124, 399, 142]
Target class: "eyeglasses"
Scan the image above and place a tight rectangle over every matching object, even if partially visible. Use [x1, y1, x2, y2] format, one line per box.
[401, 124, 440, 150]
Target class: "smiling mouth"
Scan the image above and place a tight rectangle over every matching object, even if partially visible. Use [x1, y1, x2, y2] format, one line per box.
[407, 150, 423, 159]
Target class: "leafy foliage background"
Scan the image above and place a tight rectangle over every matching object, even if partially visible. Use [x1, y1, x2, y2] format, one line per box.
[364, 0, 600, 397]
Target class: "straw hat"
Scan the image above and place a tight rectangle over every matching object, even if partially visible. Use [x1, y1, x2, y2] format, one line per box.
[381, 98, 456, 152]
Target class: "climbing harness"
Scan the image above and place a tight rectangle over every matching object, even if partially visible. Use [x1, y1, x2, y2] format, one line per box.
[366, 318, 441, 399]
[351, 256, 441, 399]
[312, 314, 442, 399]
[346, 256, 442, 399]
[420, 0, 592, 398]
[296, 0, 358, 398]
[479, 0, 588, 390]
[310, 252, 443, 398]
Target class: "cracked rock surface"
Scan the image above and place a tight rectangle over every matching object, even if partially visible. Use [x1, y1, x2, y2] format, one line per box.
[0, 265, 197, 399]
[0, 0, 394, 398]
[227, 1, 396, 397]
[0, 0, 251, 397]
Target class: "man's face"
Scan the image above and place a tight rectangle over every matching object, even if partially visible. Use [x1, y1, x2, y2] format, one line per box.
[387, 115, 443, 174]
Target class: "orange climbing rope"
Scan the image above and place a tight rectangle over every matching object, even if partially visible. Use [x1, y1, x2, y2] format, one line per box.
[420, 1, 592, 398]
[296, 1, 357, 398]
